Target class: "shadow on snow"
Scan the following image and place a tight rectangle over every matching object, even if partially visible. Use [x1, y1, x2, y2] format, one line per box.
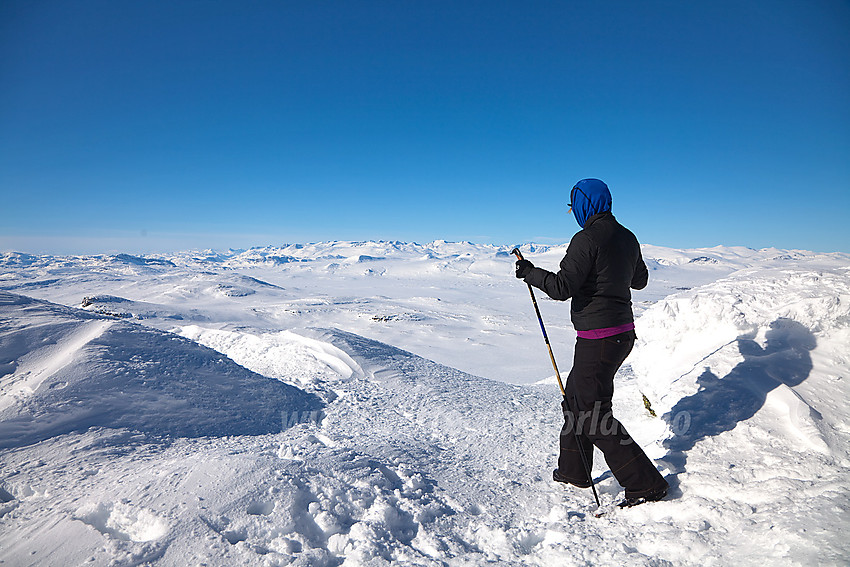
[661, 318, 816, 475]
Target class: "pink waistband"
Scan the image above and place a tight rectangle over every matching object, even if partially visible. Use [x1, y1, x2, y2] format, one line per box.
[576, 322, 635, 340]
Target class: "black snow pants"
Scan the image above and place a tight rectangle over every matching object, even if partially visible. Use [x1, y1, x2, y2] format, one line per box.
[557, 330, 668, 498]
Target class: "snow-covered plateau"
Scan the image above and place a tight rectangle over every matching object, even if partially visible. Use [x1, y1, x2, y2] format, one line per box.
[1, 240, 848, 566]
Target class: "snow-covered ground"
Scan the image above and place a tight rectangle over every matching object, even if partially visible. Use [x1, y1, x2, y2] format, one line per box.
[1, 241, 848, 565]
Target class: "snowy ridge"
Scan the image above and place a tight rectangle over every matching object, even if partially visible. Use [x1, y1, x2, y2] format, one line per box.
[631, 264, 850, 421]
[1, 242, 849, 565]
[0, 292, 322, 448]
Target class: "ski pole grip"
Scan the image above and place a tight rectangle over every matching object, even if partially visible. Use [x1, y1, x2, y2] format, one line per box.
[511, 248, 524, 261]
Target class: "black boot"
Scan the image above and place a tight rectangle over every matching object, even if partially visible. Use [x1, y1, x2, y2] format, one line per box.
[553, 468, 591, 489]
[617, 486, 667, 508]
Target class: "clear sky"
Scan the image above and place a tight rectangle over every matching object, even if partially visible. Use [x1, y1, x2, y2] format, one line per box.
[2, 1, 849, 254]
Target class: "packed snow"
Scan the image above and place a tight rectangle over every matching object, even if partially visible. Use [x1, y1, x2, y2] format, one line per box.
[1, 241, 848, 566]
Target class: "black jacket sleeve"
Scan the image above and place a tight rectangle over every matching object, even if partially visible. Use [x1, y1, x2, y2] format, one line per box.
[631, 250, 648, 290]
[523, 233, 594, 301]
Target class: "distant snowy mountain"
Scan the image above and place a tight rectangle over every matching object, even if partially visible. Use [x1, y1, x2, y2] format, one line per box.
[1, 241, 849, 565]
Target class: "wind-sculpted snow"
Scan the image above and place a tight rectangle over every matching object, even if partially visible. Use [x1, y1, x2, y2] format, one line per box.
[0, 292, 323, 448]
[631, 265, 850, 420]
[1, 243, 849, 565]
[630, 264, 850, 463]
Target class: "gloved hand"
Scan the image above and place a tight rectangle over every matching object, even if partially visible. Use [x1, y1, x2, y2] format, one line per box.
[515, 259, 533, 279]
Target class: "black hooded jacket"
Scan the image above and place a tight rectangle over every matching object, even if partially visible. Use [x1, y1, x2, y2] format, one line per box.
[523, 212, 648, 332]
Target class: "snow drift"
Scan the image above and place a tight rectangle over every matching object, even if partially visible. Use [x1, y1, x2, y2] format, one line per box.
[630, 263, 850, 465]
[0, 291, 322, 448]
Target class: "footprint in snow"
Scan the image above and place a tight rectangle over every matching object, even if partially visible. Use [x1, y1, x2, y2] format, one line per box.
[74, 502, 169, 542]
[247, 500, 275, 516]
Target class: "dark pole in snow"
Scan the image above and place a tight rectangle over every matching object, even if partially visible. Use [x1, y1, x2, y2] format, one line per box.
[511, 248, 565, 396]
[512, 247, 601, 508]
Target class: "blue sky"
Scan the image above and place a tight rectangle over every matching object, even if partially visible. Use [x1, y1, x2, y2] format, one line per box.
[2, 1, 849, 254]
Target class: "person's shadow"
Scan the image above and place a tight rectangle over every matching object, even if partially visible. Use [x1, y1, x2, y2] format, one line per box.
[661, 318, 816, 477]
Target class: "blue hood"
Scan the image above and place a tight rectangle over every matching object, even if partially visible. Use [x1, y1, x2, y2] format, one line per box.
[571, 178, 612, 228]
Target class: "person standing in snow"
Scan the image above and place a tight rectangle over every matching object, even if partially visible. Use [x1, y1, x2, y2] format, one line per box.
[515, 178, 668, 507]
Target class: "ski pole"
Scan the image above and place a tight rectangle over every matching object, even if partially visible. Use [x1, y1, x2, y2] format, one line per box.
[512, 247, 600, 507]
[511, 248, 565, 396]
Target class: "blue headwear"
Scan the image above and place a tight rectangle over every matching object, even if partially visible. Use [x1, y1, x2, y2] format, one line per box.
[571, 178, 612, 228]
